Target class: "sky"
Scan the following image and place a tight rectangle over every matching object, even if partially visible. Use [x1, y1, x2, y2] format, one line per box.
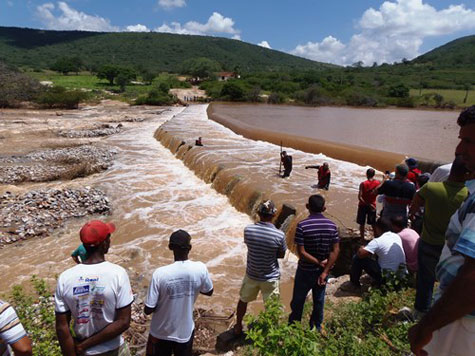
[0, 0, 474, 66]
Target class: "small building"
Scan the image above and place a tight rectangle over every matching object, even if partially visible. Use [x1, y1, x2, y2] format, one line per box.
[217, 72, 240, 81]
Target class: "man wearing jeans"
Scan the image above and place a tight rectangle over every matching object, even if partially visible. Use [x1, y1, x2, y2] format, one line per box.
[409, 156, 469, 316]
[348, 217, 406, 289]
[288, 194, 340, 331]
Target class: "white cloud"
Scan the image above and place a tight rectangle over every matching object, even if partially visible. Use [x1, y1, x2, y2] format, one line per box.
[258, 40, 271, 49]
[36, 2, 118, 32]
[155, 12, 240, 37]
[125, 24, 150, 32]
[7, 1, 13, 7]
[158, 0, 186, 10]
[291, 0, 475, 66]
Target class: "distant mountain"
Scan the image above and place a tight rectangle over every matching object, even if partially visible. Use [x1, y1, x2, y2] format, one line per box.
[411, 35, 475, 68]
[0, 26, 333, 73]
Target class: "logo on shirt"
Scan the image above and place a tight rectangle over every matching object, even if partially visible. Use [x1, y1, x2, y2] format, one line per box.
[73, 285, 90, 296]
[85, 277, 99, 283]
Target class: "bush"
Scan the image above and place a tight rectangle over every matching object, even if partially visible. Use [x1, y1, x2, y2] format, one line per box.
[10, 276, 61, 356]
[220, 81, 245, 101]
[0, 62, 42, 107]
[244, 288, 415, 356]
[267, 92, 286, 104]
[35, 86, 88, 109]
[388, 84, 410, 98]
[134, 88, 177, 106]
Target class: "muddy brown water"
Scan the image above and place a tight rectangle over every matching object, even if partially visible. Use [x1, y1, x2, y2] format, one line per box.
[0, 103, 298, 313]
[209, 103, 459, 170]
[1, 102, 456, 314]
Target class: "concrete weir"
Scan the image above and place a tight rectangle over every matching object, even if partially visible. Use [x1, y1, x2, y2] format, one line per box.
[154, 105, 369, 275]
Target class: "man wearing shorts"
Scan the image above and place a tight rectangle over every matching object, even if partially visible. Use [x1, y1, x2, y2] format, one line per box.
[357, 168, 380, 239]
[234, 200, 287, 335]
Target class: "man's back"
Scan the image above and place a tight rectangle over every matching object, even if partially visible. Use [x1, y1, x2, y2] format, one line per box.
[364, 232, 406, 271]
[295, 213, 339, 271]
[379, 179, 415, 201]
[398, 228, 420, 272]
[244, 222, 286, 281]
[360, 179, 380, 207]
[54, 261, 133, 355]
[145, 260, 213, 343]
[419, 181, 468, 246]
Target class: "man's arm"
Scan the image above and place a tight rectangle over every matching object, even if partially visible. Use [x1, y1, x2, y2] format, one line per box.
[200, 288, 214, 296]
[409, 192, 425, 219]
[318, 242, 340, 285]
[358, 182, 366, 205]
[409, 256, 475, 356]
[296, 245, 322, 266]
[357, 246, 373, 259]
[305, 165, 320, 169]
[144, 305, 155, 315]
[10, 335, 32, 356]
[56, 312, 76, 356]
[75, 305, 131, 355]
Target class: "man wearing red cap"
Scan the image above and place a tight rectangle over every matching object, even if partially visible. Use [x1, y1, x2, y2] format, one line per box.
[55, 220, 134, 356]
[144, 230, 213, 356]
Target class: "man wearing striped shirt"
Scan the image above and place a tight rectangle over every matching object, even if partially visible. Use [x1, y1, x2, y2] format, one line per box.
[288, 194, 340, 331]
[0, 300, 32, 356]
[234, 200, 287, 335]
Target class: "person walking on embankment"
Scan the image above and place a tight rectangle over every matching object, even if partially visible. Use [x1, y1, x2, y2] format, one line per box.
[234, 200, 287, 335]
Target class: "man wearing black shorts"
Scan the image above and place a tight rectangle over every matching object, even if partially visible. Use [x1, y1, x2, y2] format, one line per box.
[357, 168, 380, 239]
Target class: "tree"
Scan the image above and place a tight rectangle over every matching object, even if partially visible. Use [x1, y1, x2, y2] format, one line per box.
[182, 57, 221, 79]
[142, 70, 157, 85]
[388, 83, 409, 98]
[51, 57, 82, 75]
[463, 83, 472, 104]
[220, 81, 245, 101]
[97, 65, 135, 86]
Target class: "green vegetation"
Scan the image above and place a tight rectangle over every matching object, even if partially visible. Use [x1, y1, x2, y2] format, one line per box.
[0, 62, 42, 107]
[0, 26, 331, 73]
[35, 86, 88, 109]
[244, 288, 415, 356]
[9, 276, 61, 356]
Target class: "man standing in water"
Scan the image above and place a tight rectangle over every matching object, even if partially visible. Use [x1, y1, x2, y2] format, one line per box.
[305, 162, 331, 190]
[55, 220, 134, 356]
[144, 230, 213, 356]
[289, 194, 340, 331]
[234, 200, 287, 335]
[280, 151, 293, 178]
[357, 168, 380, 239]
[409, 105, 475, 356]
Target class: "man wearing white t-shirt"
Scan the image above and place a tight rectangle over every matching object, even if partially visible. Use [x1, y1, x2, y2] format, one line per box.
[144, 230, 213, 356]
[349, 217, 406, 289]
[55, 220, 134, 356]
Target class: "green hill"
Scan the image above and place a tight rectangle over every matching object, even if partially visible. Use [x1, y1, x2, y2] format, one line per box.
[411, 35, 475, 68]
[0, 26, 333, 73]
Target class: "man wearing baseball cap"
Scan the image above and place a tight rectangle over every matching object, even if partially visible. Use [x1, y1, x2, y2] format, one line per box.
[144, 230, 213, 356]
[233, 200, 287, 335]
[55, 220, 134, 356]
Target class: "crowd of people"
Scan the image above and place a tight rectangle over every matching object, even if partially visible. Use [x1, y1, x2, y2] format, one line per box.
[1, 106, 475, 356]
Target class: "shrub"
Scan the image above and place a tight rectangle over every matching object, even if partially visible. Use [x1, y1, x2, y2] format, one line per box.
[10, 276, 61, 356]
[244, 288, 414, 356]
[35, 86, 88, 109]
[388, 84, 410, 98]
[134, 88, 177, 105]
[0, 62, 42, 107]
[220, 81, 245, 101]
[267, 92, 286, 104]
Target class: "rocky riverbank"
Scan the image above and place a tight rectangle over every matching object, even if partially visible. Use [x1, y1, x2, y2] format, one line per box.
[0, 187, 110, 245]
[0, 145, 117, 184]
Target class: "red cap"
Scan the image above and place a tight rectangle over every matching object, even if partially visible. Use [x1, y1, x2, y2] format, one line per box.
[80, 220, 116, 246]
